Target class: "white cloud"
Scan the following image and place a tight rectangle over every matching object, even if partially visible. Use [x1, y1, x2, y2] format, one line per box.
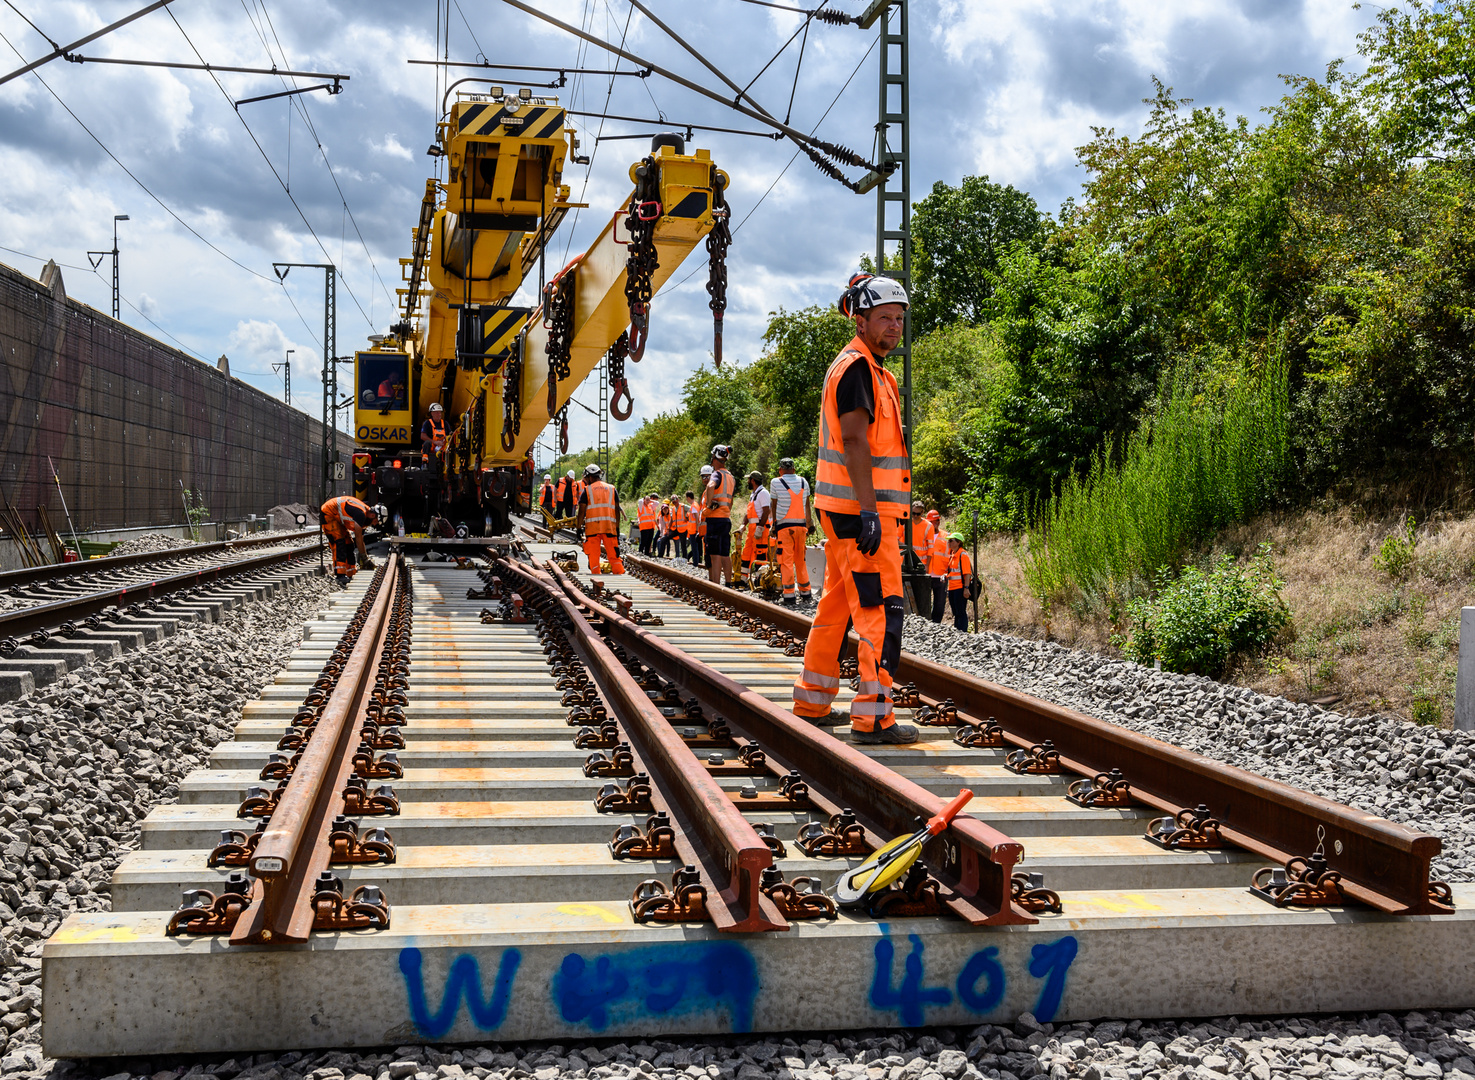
[370, 134, 414, 161]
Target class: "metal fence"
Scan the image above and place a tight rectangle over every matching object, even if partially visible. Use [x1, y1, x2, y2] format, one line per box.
[0, 259, 353, 531]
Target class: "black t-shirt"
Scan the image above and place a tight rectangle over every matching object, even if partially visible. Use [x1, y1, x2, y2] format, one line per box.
[834, 355, 875, 422]
[343, 502, 373, 529]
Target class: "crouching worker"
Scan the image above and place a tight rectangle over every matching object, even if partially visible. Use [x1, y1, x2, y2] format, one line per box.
[577, 463, 625, 575]
[321, 495, 380, 587]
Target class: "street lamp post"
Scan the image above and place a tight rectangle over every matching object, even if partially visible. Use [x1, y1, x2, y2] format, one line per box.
[87, 213, 129, 320]
[273, 348, 294, 405]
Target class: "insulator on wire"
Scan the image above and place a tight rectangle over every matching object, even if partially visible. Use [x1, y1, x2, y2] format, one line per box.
[814, 7, 853, 25]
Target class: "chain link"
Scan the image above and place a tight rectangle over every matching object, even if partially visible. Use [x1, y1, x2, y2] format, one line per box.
[556, 404, 570, 454]
[624, 156, 661, 362]
[544, 271, 576, 416]
[500, 344, 521, 452]
[608, 332, 632, 420]
[705, 171, 731, 369]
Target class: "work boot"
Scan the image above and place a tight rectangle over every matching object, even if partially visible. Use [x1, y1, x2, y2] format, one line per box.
[781, 597, 797, 607]
[799, 708, 848, 727]
[335, 575, 349, 588]
[851, 722, 919, 745]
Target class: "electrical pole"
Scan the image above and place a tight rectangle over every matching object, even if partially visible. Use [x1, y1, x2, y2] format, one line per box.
[273, 262, 337, 504]
[861, 0, 919, 606]
[87, 213, 129, 320]
[274, 348, 293, 405]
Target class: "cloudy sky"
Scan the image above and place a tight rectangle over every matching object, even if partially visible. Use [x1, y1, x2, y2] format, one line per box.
[0, 0, 1372, 467]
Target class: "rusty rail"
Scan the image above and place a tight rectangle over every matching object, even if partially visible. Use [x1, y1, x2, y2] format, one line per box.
[0, 529, 319, 589]
[500, 557, 787, 932]
[231, 553, 401, 944]
[629, 555, 1450, 917]
[570, 561, 1032, 926]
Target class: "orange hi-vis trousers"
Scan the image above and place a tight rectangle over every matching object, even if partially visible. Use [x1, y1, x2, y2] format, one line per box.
[791, 512, 905, 732]
[775, 525, 811, 599]
[583, 534, 625, 575]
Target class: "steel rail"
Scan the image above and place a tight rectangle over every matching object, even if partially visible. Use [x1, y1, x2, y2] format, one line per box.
[0, 529, 318, 589]
[0, 542, 320, 642]
[628, 556, 1451, 917]
[232, 554, 401, 944]
[562, 561, 1031, 926]
[501, 557, 787, 932]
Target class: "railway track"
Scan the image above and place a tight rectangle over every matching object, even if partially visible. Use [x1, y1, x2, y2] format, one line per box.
[42, 544, 1475, 1057]
[0, 531, 323, 702]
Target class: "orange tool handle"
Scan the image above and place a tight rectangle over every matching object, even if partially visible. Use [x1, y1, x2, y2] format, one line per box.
[926, 788, 974, 835]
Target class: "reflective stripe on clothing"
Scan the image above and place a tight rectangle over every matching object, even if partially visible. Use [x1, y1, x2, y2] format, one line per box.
[706, 469, 735, 517]
[814, 338, 910, 519]
[801, 668, 839, 689]
[792, 685, 837, 706]
[912, 518, 936, 562]
[927, 531, 950, 576]
[584, 481, 619, 535]
[637, 500, 658, 529]
[947, 549, 974, 591]
[321, 495, 372, 541]
[777, 525, 811, 598]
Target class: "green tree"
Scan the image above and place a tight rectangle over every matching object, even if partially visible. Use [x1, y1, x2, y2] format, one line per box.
[749, 305, 855, 458]
[1359, 0, 1475, 160]
[910, 176, 1046, 335]
[681, 364, 755, 446]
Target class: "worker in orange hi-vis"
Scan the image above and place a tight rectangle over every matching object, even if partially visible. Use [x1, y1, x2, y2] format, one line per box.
[636, 492, 659, 555]
[738, 471, 771, 585]
[576, 463, 625, 575]
[702, 446, 737, 585]
[790, 273, 917, 744]
[766, 457, 813, 605]
[692, 466, 713, 568]
[927, 511, 950, 623]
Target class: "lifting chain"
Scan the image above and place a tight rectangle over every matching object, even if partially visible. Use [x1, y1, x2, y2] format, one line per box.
[500, 341, 522, 453]
[544, 269, 576, 416]
[607, 332, 633, 421]
[705, 170, 731, 368]
[556, 404, 570, 454]
[624, 155, 661, 362]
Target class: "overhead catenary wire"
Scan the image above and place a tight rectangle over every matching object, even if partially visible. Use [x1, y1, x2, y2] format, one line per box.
[0, 24, 329, 353]
[0, 0, 177, 87]
[236, 0, 398, 323]
[164, 7, 378, 337]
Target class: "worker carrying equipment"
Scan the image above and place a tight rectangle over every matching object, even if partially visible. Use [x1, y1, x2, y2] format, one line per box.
[577, 463, 624, 575]
[321, 495, 379, 587]
[768, 457, 813, 604]
[792, 273, 914, 742]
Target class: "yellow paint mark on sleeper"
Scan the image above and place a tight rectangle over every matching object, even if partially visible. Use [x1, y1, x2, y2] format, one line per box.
[53, 924, 142, 944]
[557, 903, 624, 924]
[1072, 893, 1164, 914]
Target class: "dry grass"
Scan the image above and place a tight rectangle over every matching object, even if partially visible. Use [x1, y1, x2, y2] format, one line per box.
[952, 506, 1475, 725]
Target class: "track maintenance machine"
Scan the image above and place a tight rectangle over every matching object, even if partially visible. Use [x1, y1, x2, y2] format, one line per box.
[352, 86, 730, 536]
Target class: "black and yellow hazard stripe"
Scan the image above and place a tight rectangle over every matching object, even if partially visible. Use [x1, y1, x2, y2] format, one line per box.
[456, 103, 565, 141]
[480, 307, 530, 355]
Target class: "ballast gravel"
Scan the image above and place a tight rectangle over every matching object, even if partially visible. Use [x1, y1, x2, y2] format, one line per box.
[0, 572, 337, 1077]
[6, 557, 1475, 1080]
[104, 534, 200, 557]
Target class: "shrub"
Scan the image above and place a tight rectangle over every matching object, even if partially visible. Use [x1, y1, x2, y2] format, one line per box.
[1022, 359, 1290, 602]
[1118, 545, 1289, 675]
[1374, 515, 1417, 579]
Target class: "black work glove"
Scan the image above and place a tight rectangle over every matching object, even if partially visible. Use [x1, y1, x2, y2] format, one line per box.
[857, 510, 882, 557]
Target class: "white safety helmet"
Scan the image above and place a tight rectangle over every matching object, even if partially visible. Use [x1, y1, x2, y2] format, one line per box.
[372, 503, 388, 522]
[838, 272, 910, 318]
[700, 465, 713, 476]
[584, 463, 602, 478]
[567, 469, 576, 479]
[543, 473, 551, 481]
[429, 402, 444, 414]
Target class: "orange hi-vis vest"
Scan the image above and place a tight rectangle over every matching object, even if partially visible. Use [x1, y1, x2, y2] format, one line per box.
[695, 501, 708, 536]
[425, 416, 446, 451]
[322, 495, 372, 541]
[676, 502, 692, 533]
[745, 500, 769, 542]
[772, 475, 806, 526]
[947, 548, 973, 591]
[574, 480, 586, 504]
[913, 517, 936, 562]
[815, 337, 910, 519]
[706, 468, 735, 518]
[637, 499, 658, 529]
[928, 529, 950, 576]
[539, 482, 554, 508]
[584, 481, 618, 536]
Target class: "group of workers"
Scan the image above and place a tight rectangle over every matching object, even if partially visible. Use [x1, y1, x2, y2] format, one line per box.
[331, 269, 972, 749]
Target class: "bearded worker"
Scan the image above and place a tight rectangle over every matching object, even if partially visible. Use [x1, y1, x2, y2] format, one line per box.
[791, 273, 917, 744]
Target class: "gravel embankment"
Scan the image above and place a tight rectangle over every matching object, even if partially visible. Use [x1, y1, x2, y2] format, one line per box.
[105, 534, 201, 557]
[0, 572, 337, 1076]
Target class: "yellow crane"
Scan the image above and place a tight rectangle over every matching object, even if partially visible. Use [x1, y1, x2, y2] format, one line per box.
[351, 85, 728, 535]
